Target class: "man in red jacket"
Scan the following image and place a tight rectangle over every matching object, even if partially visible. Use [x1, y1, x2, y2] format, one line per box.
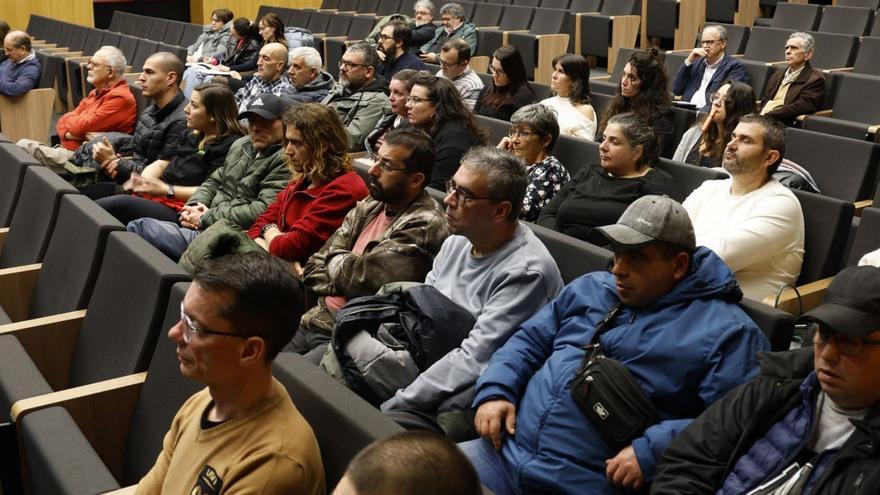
[17, 45, 137, 171]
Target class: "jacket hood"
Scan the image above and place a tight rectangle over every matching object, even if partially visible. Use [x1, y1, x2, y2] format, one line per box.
[645, 246, 743, 309]
[757, 347, 815, 379]
[302, 70, 335, 91]
[203, 21, 232, 34]
[337, 74, 390, 96]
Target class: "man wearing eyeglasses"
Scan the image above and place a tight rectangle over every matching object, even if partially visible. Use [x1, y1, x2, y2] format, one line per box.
[653, 265, 880, 494]
[322, 42, 391, 151]
[136, 252, 325, 495]
[291, 127, 449, 363]
[436, 38, 483, 110]
[672, 25, 748, 110]
[377, 20, 427, 80]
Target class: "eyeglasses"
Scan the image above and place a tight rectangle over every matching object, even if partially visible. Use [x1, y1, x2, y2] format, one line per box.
[700, 39, 723, 46]
[508, 128, 539, 138]
[445, 179, 498, 206]
[708, 92, 729, 104]
[87, 59, 110, 69]
[440, 59, 464, 69]
[406, 95, 433, 105]
[811, 322, 880, 357]
[488, 65, 505, 76]
[339, 59, 370, 70]
[379, 34, 395, 42]
[374, 158, 409, 173]
[179, 302, 257, 344]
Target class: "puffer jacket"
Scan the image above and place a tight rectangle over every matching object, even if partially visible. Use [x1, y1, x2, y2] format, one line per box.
[653, 348, 880, 495]
[300, 192, 449, 336]
[187, 21, 232, 60]
[115, 91, 188, 183]
[187, 136, 290, 229]
[322, 76, 391, 151]
[281, 70, 335, 104]
[472, 247, 771, 494]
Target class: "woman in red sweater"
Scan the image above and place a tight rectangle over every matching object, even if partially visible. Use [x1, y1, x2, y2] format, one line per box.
[248, 103, 369, 264]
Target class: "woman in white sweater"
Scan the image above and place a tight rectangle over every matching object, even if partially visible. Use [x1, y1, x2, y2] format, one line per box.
[539, 54, 596, 140]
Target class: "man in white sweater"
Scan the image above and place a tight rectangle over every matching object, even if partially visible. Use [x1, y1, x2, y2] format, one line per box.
[683, 114, 804, 301]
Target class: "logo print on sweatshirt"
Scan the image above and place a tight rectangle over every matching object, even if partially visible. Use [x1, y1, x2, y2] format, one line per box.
[190, 465, 223, 494]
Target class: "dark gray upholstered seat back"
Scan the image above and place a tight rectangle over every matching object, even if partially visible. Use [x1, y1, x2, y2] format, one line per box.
[552, 134, 599, 176]
[792, 189, 854, 285]
[770, 3, 821, 31]
[854, 36, 880, 76]
[475, 115, 512, 147]
[740, 298, 795, 352]
[528, 222, 613, 283]
[656, 158, 727, 202]
[846, 206, 880, 267]
[744, 27, 795, 62]
[0, 143, 38, 227]
[819, 6, 875, 36]
[784, 127, 879, 202]
[807, 31, 859, 70]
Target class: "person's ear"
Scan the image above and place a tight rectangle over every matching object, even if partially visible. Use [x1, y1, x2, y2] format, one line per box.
[239, 336, 267, 366]
[493, 200, 512, 223]
[763, 149, 780, 169]
[672, 252, 690, 281]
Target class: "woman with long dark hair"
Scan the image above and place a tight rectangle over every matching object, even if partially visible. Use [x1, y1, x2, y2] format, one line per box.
[539, 53, 595, 140]
[673, 80, 756, 167]
[597, 49, 675, 157]
[406, 73, 487, 189]
[182, 17, 261, 98]
[474, 45, 537, 121]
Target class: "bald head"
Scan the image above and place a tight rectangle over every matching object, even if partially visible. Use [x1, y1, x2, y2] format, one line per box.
[3, 30, 31, 62]
[257, 42, 288, 81]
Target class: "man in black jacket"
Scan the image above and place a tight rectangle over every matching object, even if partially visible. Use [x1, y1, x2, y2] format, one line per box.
[652, 265, 880, 495]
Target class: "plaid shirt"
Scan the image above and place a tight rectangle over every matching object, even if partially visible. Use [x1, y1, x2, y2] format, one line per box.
[235, 75, 292, 114]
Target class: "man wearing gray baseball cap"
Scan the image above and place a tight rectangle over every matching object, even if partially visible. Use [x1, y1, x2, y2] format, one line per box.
[460, 195, 770, 494]
[654, 265, 880, 494]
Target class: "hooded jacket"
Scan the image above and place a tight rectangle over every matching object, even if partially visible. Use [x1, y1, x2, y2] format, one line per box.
[322, 76, 391, 151]
[187, 21, 232, 60]
[281, 70, 335, 104]
[471, 247, 770, 494]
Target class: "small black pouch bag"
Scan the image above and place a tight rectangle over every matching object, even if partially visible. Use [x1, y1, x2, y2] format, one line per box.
[570, 303, 660, 452]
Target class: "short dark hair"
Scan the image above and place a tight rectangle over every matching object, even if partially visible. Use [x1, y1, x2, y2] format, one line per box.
[148, 52, 185, 87]
[385, 127, 435, 187]
[739, 113, 786, 175]
[461, 146, 528, 221]
[441, 38, 471, 63]
[386, 19, 413, 53]
[344, 431, 482, 495]
[192, 252, 303, 361]
[211, 8, 234, 23]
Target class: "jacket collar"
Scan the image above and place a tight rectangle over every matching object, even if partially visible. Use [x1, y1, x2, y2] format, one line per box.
[150, 91, 186, 121]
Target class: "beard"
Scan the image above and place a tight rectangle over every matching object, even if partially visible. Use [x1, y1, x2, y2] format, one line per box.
[368, 175, 405, 203]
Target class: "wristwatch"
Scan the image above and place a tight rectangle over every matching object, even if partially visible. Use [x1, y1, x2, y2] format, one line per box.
[166, 183, 175, 199]
[261, 223, 278, 237]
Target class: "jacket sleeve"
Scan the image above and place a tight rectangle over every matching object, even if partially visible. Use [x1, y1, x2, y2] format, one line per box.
[764, 72, 825, 124]
[726, 59, 749, 85]
[57, 91, 137, 138]
[206, 31, 231, 60]
[419, 27, 442, 53]
[672, 60, 695, 97]
[247, 184, 288, 239]
[187, 32, 208, 55]
[460, 25, 478, 54]
[188, 157, 226, 207]
[0, 62, 40, 96]
[345, 94, 390, 152]
[200, 154, 290, 229]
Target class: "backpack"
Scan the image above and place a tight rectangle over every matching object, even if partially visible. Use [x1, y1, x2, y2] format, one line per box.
[284, 27, 316, 49]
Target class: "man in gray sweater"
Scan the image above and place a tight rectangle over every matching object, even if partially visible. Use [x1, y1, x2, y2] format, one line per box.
[381, 147, 564, 440]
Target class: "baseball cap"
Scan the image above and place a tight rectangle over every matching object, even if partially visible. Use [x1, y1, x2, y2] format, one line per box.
[588, 195, 696, 251]
[797, 266, 880, 337]
[238, 93, 287, 120]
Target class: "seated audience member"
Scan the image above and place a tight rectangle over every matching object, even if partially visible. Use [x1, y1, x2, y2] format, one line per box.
[323, 42, 391, 152]
[419, 3, 477, 63]
[220, 13, 288, 92]
[474, 45, 537, 121]
[537, 112, 677, 242]
[185, 8, 233, 64]
[760, 32, 825, 126]
[683, 114, 804, 301]
[281, 47, 335, 104]
[459, 195, 770, 494]
[381, 147, 564, 439]
[333, 431, 482, 495]
[249, 103, 369, 262]
[137, 252, 324, 494]
[365, 69, 419, 155]
[87, 52, 188, 198]
[672, 25, 748, 110]
[653, 265, 880, 494]
[16, 46, 137, 171]
[0, 30, 40, 96]
[406, 73, 487, 189]
[673, 80, 756, 168]
[182, 17, 261, 98]
[377, 20, 427, 80]
[436, 39, 483, 110]
[598, 49, 675, 158]
[411, 1, 437, 51]
[234, 42, 290, 114]
[0, 21, 10, 65]
[496, 103, 569, 221]
[127, 94, 290, 261]
[290, 127, 449, 363]
[95, 83, 244, 225]
[539, 54, 596, 140]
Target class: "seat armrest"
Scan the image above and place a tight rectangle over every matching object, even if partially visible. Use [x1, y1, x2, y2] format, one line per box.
[762, 277, 833, 315]
[797, 109, 834, 122]
[0, 310, 86, 391]
[854, 199, 873, 216]
[0, 227, 8, 259]
[469, 56, 490, 73]
[0, 263, 42, 322]
[590, 74, 612, 81]
[824, 67, 854, 74]
[868, 124, 879, 135]
[104, 487, 137, 495]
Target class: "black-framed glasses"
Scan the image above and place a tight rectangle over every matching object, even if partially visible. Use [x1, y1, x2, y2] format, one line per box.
[700, 39, 723, 46]
[708, 92, 729, 105]
[810, 322, 880, 357]
[339, 59, 370, 70]
[508, 127, 539, 138]
[179, 302, 258, 344]
[445, 179, 498, 206]
[374, 157, 409, 173]
[406, 95, 433, 105]
[379, 34, 395, 42]
[488, 64, 505, 76]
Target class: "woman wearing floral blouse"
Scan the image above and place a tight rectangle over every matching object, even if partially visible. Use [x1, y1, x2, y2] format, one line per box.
[496, 103, 570, 222]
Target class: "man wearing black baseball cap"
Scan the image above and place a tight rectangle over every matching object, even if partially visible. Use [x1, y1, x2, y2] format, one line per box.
[654, 265, 880, 494]
[129, 94, 291, 262]
[461, 195, 769, 494]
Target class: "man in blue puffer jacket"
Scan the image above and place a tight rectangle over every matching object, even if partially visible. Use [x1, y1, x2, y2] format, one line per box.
[459, 195, 771, 494]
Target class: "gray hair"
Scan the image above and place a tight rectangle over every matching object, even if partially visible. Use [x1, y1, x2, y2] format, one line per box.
[440, 3, 466, 20]
[607, 112, 658, 169]
[789, 32, 815, 53]
[94, 46, 127, 76]
[460, 146, 528, 221]
[346, 41, 380, 71]
[511, 103, 560, 153]
[414, 0, 435, 13]
[704, 24, 727, 42]
[289, 46, 322, 70]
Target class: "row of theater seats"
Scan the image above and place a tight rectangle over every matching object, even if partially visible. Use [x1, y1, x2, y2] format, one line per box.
[755, 1, 880, 36]
[0, 139, 408, 493]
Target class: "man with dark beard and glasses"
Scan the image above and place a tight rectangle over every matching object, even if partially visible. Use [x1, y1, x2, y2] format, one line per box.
[289, 127, 449, 364]
[377, 20, 427, 80]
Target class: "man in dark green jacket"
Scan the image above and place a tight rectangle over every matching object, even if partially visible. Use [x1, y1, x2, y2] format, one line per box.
[127, 94, 290, 261]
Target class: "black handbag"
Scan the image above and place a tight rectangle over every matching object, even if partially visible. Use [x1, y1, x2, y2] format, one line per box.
[570, 303, 660, 452]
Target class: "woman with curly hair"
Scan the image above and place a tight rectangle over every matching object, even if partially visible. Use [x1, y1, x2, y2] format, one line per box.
[597, 49, 675, 157]
[248, 103, 369, 263]
[539, 53, 595, 140]
[673, 80, 756, 167]
[406, 73, 488, 188]
[474, 45, 537, 121]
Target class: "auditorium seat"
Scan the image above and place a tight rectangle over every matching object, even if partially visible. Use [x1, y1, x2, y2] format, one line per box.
[507, 8, 570, 83]
[471, 2, 505, 29]
[768, 3, 822, 31]
[656, 158, 727, 202]
[646, 0, 706, 50]
[476, 5, 536, 63]
[742, 27, 793, 63]
[794, 189, 854, 286]
[817, 6, 874, 36]
[552, 134, 598, 176]
[0, 144, 38, 229]
[475, 114, 512, 146]
[527, 222, 612, 283]
[850, 36, 880, 77]
[575, 0, 641, 72]
[739, 298, 795, 352]
[836, 0, 880, 8]
[801, 73, 880, 141]
[590, 46, 639, 95]
[323, 15, 377, 78]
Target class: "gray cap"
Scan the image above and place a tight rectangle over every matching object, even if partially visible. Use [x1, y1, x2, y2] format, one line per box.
[588, 195, 696, 250]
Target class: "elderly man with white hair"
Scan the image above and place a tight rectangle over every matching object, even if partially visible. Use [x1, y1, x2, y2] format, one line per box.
[16, 45, 137, 171]
[280, 46, 335, 104]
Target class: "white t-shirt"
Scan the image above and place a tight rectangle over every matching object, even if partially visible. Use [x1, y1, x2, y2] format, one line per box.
[540, 96, 597, 141]
[683, 178, 805, 301]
